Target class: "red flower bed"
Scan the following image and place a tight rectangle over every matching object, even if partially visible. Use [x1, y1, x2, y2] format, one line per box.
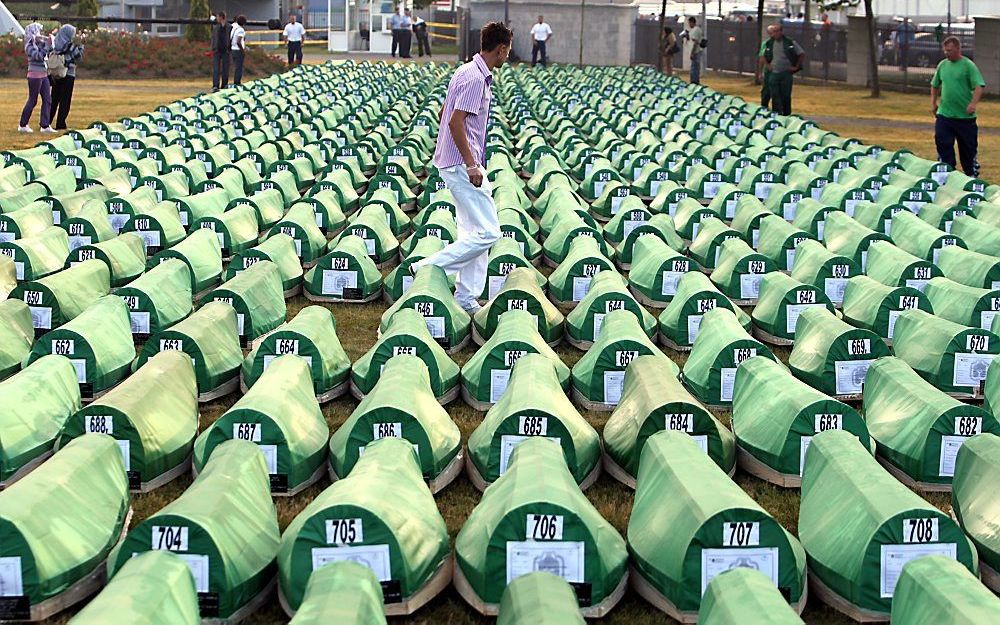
[0, 30, 285, 78]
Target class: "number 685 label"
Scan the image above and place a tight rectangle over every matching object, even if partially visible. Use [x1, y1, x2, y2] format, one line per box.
[526, 514, 563, 541]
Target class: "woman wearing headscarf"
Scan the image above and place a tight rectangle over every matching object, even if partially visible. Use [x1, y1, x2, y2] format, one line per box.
[50, 24, 84, 130]
[18, 22, 54, 133]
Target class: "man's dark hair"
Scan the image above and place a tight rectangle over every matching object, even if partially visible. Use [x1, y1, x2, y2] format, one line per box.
[217, 11, 226, 19]
[687, 17, 696, 26]
[481, 21, 513, 52]
[236, 15, 246, 26]
[942, 35, 961, 48]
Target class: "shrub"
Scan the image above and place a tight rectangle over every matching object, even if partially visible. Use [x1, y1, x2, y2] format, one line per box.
[187, 0, 212, 42]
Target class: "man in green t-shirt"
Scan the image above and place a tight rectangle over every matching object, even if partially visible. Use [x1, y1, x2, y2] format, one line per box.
[757, 24, 777, 108]
[931, 36, 986, 176]
[762, 23, 804, 116]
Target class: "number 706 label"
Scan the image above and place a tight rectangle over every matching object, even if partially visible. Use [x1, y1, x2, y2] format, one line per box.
[526, 514, 563, 541]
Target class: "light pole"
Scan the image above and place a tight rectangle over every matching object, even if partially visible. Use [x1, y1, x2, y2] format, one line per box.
[578, 0, 585, 65]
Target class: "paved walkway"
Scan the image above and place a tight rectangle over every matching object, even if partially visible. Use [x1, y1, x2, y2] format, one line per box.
[810, 114, 1000, 135]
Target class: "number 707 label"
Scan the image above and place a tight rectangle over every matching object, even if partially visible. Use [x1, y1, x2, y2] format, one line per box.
[722, 521, 760, 546]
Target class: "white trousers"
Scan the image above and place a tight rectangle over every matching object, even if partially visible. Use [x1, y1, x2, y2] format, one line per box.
[417, 164, 501, 308]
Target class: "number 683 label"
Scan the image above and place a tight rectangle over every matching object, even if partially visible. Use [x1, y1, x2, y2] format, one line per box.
[526, 514, 564, 541]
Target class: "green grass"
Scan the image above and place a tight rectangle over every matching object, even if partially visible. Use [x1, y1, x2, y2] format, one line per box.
[15, 73, 965, 624]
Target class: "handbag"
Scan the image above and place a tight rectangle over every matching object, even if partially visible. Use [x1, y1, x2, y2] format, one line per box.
[47, 51, 67, 79]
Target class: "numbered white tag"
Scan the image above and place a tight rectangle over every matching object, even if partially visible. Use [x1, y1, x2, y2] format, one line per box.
[151, 525, 189, 551]
[903, 518, 939, 543]
[373, 422, 402, 439]
[526, 513, 564, 541]
[232, 423, 261, 442]
[722, 522, 760, 547]
[325, 518, 363, 545]
[518, 415, 548, 436]
[665, 413, 694, 433]
[85, 414, 114, 435]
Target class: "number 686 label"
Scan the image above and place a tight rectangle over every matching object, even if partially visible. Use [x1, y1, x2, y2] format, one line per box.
[722, 521, 760, 546]
[527, 514, 563, 541]
[903, 518, 939, 543]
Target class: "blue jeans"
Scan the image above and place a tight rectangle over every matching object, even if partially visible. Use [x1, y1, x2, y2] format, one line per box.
[532, 40, 547, 66]
[690, 52, 702, 84]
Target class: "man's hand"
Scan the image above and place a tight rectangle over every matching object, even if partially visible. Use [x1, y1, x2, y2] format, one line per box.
[967, 103, 977, 115]
[467, 165, 484, 187]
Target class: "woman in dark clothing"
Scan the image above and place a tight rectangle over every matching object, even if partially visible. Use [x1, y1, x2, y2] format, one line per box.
[50, 24, 84, 130]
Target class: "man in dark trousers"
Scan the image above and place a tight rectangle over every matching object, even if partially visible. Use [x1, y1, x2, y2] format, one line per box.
[931, 36, 985, 177]
[412, 13, 431, 57]
[763, 23, 804, 115]
[211, 12, 231, 92]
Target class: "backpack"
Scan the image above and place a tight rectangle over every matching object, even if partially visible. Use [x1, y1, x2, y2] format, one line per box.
[47, 51, 67, 79]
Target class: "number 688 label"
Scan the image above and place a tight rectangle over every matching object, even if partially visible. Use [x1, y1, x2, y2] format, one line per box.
[526, 514, 563, 541]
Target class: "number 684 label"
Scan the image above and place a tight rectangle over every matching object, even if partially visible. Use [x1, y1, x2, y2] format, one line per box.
[722, 521, 760, 546]
[526, 514, 563, 541]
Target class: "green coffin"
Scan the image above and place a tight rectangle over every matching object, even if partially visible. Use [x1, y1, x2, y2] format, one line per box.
[497, 572, 585, 625]
[0, 300, 33, 380]
[798, 430, 977, 616]
[788, 239, 860, 306]
[0, 226, 70, 281]
[58, 351, 197, 490]
[659, 272, 749, 349]
[750, 272, 834, 343]
[304, 235, 382, 302]
[379, 265, 470, 352]
[891, 556, 1000, 623]
[547, 236, 615, 304]
[287, 561, 386, 625]
[566, 271, 655, 346]
[150, 228, 223, 295]
[627, 431, 807, 616]
[924, 277, 1000, 330]
[468, 354, 599, 488]
[952, 433, 1000, 581]
[627, 235, 700, 307]
[474, 267, 564, 346]
[937, 245, 1000, 290]
[787, 307, 889, 397]
[225, 233, 303, 296]
[207, 260, 287, 346]
[892, 309, 999, 395]
[68, 233, 147, 288]
[109, 439, 280, 620]
[710, 237, 776, 303]
[455, 437, 627, 612]
[698, 568, 805, 625]
[684, 307, 777, 406]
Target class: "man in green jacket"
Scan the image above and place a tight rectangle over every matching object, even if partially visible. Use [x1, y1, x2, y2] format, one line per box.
[757, 24, 777, 108]
[931, 36, 985, 177]
[763, 23, 804, 115]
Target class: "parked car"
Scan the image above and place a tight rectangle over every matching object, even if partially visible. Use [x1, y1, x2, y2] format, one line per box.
[881, 31, 975, 67]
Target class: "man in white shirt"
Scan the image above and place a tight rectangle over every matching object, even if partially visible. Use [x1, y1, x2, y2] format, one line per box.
[230, 15, 247, 86]
[685, 16, 703, 84]
[529, 15, 553, 67]
[282, 15, 305, 66]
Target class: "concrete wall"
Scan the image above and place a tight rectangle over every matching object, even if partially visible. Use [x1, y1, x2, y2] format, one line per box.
[975, 17, 1000, 96]
[846, 14, 870, 87]
[470, 0, 638, 66]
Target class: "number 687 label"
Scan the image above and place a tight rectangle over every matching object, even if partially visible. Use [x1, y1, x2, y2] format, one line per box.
[526, 514, 563, 541]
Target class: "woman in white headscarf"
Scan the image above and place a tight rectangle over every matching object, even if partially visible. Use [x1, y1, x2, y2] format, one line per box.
[50, 24, 84, 130]
[18, 22, 54, 133]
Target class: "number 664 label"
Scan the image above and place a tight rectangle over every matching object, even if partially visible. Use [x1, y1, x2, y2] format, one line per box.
[722, 521, 760, 547]
[526, 514, 563, 541]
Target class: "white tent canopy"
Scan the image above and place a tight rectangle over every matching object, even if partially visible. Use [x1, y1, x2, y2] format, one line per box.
[0, 1, 24, 36]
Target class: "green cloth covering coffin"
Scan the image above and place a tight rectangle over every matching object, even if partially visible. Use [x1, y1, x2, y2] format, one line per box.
[924, 277, 1000, 331]
[57, 351, 198, 491]
[0, 435, 130, 612]
[149, 228, 223, 296]
[892, 309, 999, 395]
[697, 568, 805, 625]
[863, 357, 998, 488]
[787, 307, 889, 397]
[352, 308, 459, 402]
[798, 430, 977, 616]
[242, 306, 351, 401]
[278, 438, 449, 614]
[303, 235, 383, 302]
[565, 271, 655, 347]
[68, 233, 147, 288]
[840, 276, 930, 341]
[626, 235, 701, 307]
[683, 307, 777, 406]
[224, 234, 304, 296]
[109, 439, 280, 619]
[207, 260, 287, 346]
[0, 355, 80, 484]
[134, 301, 243, 399]
[194, 356, 328, 495]
[937, 246, 1000, 290]
[710, 238, 776, 304]
[68, 551, 200, 625]
[788, 240, 860, 306]
[467, 354, 600, 489]
[890, 556, 1000, 624]
[473, 267, 564, 346]
[9, 258, 110, 333]
[454, 437, 628, 614]
[605, 354, 736, 485]
[379, 265, 470, 352]
[658, 272, 748, 349]
[547, 236, 615, 304]
[952, 433, 1000, 585]
[732, 356, 871, 482]
[194, 204, 260, 259]
[287, 561, 386, 625]
[627, 431, 807, 617]
[0, 299, 32, 379]
[0, 226, 70, 281]
[496, 572, 585, 625]
[114, 258, 192, 338]
[750, 272, 834, 343]
[25, 295, 136, 396]
[329, 356, 461, 490]
[462, 310, 569, 409]
[864, 240, 941, 292]
[573, 310, 679, 409]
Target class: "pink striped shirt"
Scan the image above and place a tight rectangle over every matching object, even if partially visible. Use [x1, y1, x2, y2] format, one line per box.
[433, 53, 493, 169]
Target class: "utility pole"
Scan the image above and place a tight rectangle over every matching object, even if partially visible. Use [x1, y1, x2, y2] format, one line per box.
[578, 0, 585, 65]
[658, 0, 667, 71]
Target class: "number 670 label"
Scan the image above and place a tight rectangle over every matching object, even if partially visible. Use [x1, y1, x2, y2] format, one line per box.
[526, 514, 563, 541]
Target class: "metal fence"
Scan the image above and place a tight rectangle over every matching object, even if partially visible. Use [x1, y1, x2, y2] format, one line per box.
[705, 18, 847, 82]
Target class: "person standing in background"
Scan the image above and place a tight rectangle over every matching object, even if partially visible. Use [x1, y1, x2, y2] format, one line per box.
[211, 12, 231, 91]
[763, 23, 804, 115]
[230, 15, 247, 86]
[757, 24, 777, 108]
[389, 10, 403, 58]
[399, 9, 413, 59]
[529, 15, 552, 67]
[685, 16, 703, 84]
[660, 25, 677, 76]
[49, 23, 83, 130]
[18, 23, 53, 133]
[283, 14, 305, 66]
[410, 22, 512, 315]
[931, 36, 985, 177]
[412, 13, 431, 57]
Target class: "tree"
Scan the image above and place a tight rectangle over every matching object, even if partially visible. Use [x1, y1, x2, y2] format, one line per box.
[864, 0, 880, 97]
[187, 0, 212, 42]
[76, 0, 98, 29]
[754, 0, 764, 84]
